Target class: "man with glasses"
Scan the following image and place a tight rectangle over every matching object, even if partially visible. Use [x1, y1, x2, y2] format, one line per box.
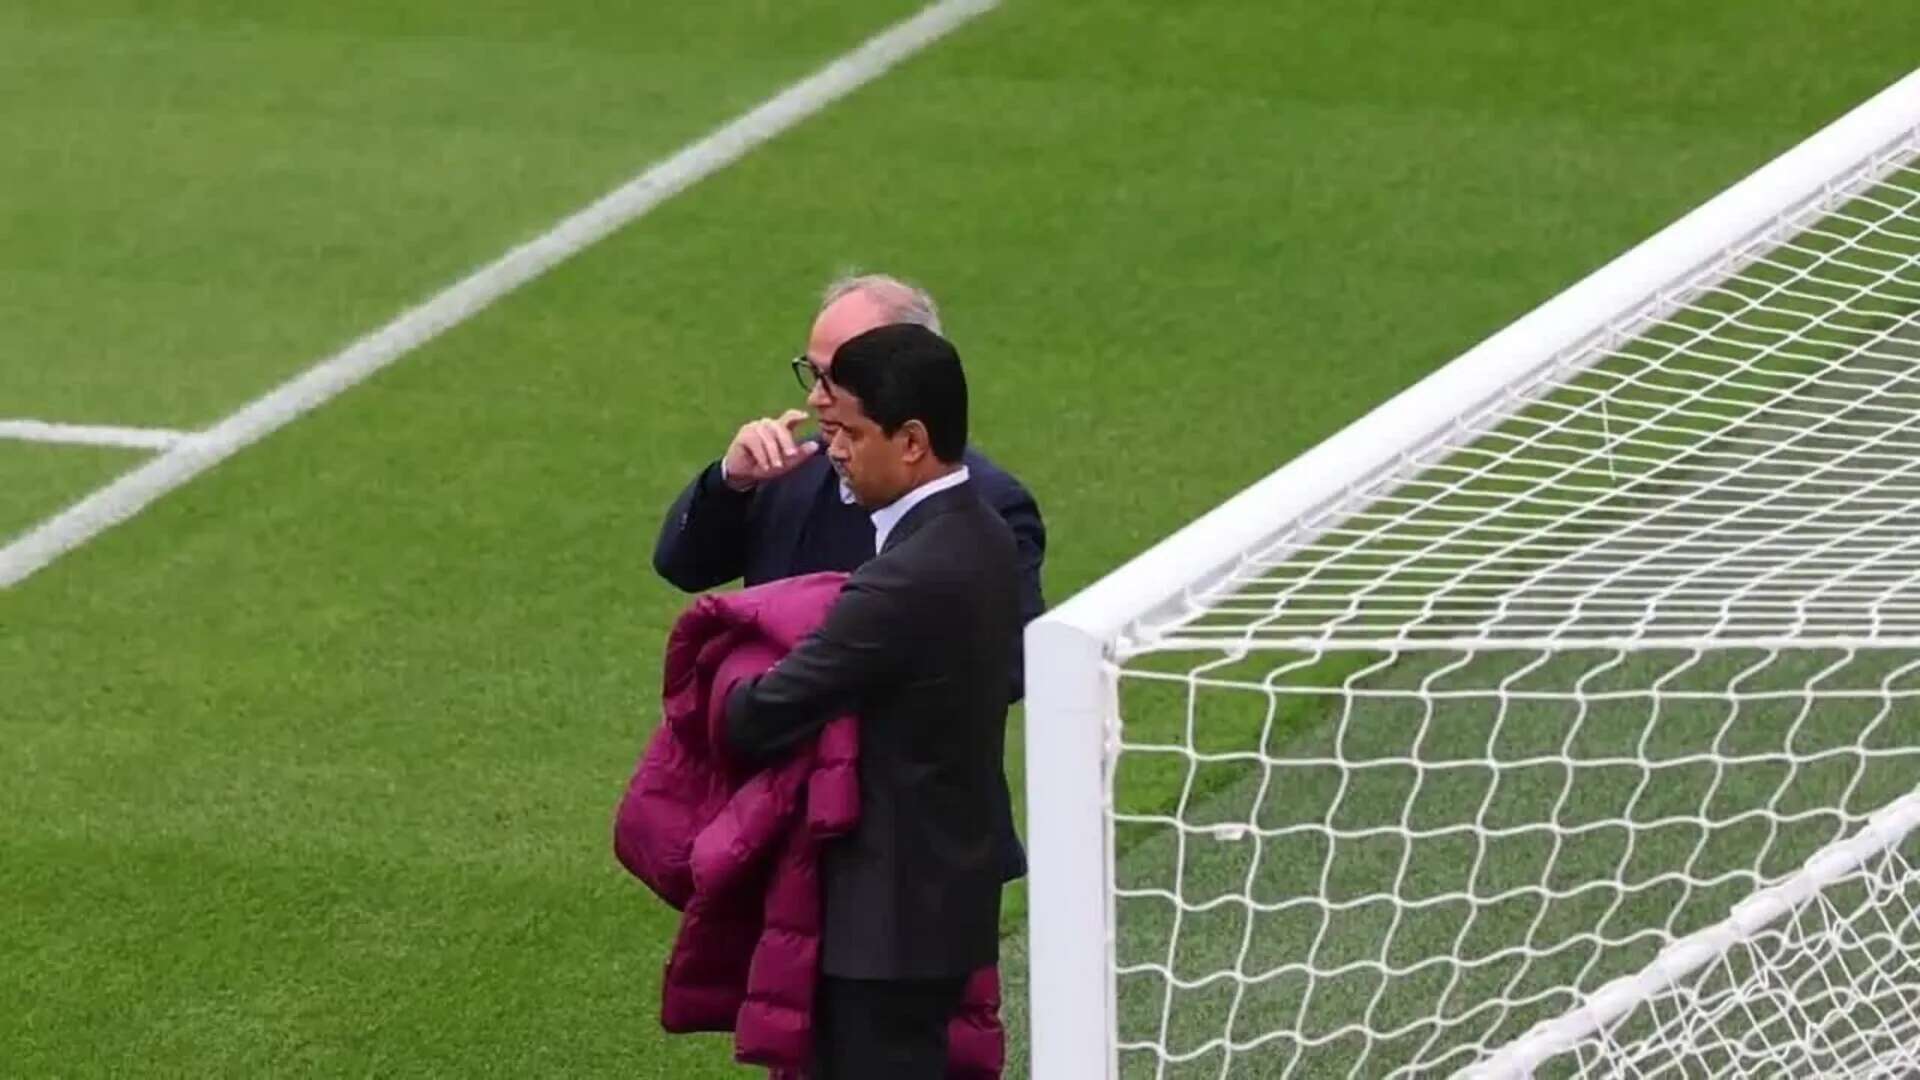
[651, 274, 1046, 878]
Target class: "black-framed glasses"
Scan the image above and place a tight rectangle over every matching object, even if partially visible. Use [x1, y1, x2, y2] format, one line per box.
[790, 355, 832, 394]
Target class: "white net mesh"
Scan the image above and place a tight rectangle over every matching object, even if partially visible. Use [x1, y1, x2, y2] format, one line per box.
[1550, 824, 1920, 1078]
[1103, 147, 1920, 1077]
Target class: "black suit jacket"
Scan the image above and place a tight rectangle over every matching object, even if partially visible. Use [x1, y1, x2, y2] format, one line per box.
[654, 442, 1043, 882]
[724, 481, 1018, 981]
[652, 443, 1045, 699]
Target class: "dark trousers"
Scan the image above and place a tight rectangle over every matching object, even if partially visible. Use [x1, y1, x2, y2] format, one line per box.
[813, 975, 968, 1079]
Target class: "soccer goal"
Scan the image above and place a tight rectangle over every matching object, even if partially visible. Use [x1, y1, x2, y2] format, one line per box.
[1026, 68, 1920, 1078]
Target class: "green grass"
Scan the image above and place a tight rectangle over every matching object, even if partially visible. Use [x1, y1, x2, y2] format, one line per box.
[0, 0, 920, 427]
[7, 1, 1920, 1076]
[0, 443, 142, 542]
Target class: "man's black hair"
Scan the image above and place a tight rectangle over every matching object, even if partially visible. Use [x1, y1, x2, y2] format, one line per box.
[828, 323, 968, 463]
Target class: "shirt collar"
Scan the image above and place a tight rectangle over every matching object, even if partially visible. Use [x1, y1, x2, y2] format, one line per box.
[870, 467, 971, 554]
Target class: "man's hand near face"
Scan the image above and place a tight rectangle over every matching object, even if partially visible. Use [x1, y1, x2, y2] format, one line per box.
[721, 409, 819, 492]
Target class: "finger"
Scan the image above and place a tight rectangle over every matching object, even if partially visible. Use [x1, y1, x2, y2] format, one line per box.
[779, 408, 810, 432]
[727, 425, 759, 472]
[741, 426, 776, 474]
[765, 422, 799, 466]
[760, 425, 793, 472]
[764, 432, 811, 478]
[766, 418, 799, 459]
[750, 421, 788, 467]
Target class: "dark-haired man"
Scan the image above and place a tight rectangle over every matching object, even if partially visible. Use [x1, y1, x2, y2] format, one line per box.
[724, 323, 1017, 1079]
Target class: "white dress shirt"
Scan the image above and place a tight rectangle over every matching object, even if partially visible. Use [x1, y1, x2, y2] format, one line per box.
[869, 467, 971, 555]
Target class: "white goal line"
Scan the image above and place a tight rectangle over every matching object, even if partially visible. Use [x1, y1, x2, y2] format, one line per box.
[0, 0, 999, 590]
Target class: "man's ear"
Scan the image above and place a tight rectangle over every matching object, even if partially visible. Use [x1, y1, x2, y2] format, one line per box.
[899, 419, 931, 465]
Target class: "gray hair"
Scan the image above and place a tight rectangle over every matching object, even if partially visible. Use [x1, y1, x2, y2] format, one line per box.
[821, 272, 942, 334]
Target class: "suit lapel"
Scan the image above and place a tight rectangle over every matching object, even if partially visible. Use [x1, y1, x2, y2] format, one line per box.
[774, 449, 839, 573]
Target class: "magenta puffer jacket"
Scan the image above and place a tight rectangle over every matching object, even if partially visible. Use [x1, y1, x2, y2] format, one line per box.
[613, 572, 1004, 1077]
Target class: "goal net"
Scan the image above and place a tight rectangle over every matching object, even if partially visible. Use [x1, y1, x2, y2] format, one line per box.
[1465, 794, 1920, 1078]
[1025, 70, 1920, 1079]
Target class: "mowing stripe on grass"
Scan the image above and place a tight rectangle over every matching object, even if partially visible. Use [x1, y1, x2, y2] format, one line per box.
[0, 420, 190, 451]
[0, 0, 999, 591]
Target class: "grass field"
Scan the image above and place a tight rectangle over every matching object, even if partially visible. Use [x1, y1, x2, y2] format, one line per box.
[6, 1, 1920, 1076]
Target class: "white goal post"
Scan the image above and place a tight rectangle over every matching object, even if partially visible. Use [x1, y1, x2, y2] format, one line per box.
[1026, 68, 1920, 1078]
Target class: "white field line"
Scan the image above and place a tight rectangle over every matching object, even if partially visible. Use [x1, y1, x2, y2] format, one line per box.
[0, 419, 191, 451]
[0, 0, 998, 590]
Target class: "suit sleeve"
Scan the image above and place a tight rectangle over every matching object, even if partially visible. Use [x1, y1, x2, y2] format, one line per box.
[652, 461, 753, 592]
[986, 477, 1047, 704]
[724, 567, 916, 767]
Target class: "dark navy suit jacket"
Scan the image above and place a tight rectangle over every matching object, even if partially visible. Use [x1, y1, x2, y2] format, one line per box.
[653, 442, 1045, 879]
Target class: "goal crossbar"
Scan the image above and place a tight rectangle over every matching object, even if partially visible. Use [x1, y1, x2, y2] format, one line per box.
[1036, 69, 1920, 658]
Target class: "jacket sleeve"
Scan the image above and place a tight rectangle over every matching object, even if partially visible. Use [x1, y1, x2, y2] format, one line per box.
[652, 461, 754, 593]
[985, 477, 1047, 704]
[724, 565, 915, 768]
